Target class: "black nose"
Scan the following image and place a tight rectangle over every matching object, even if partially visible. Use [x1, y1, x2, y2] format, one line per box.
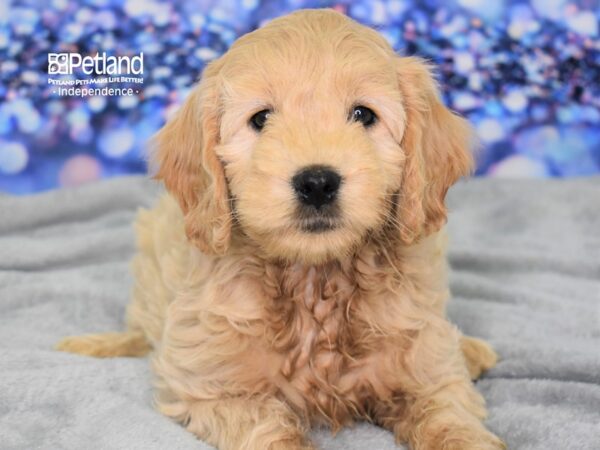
[292, 165, 341, 209]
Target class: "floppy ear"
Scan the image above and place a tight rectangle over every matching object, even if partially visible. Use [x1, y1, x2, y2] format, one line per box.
[394, 56, 474, 243]
[152, 59, 231, 255]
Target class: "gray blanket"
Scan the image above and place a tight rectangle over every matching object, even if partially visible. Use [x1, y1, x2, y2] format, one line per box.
[1, 176, 599, 450]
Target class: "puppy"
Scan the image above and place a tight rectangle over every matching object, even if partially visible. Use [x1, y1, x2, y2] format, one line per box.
[57, 9, 504, 450]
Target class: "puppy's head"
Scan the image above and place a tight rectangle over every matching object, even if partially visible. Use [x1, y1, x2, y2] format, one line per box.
[154, 9, 473, 263]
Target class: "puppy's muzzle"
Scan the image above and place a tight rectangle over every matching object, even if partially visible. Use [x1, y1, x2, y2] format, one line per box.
[292, 165, 341, 210]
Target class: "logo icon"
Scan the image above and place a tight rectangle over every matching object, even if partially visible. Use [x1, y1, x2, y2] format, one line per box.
[48, 53, 70, 75]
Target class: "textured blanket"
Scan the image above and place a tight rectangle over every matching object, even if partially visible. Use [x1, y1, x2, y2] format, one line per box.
[1, 176, 599, 450]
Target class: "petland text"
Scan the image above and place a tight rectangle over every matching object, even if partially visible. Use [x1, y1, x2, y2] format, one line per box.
[48, 52, 144, 75]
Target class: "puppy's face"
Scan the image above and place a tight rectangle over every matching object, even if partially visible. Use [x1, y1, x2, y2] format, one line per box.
[217, 26, 406, 263]
[154, 10, 473, 264]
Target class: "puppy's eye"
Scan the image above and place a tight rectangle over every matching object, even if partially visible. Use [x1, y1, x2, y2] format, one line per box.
[350, 105, 377, 127]
[249, 109, 272, 132]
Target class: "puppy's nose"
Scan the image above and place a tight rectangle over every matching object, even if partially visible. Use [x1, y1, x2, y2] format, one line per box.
[292, 165, 341, 209]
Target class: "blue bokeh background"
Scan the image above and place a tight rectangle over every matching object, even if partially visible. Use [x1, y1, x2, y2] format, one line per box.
[1, 0, 599, 194]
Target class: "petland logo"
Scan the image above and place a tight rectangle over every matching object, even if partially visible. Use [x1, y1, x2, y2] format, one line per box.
[48, 52, 144, 97]
[48, 52, 144, 75]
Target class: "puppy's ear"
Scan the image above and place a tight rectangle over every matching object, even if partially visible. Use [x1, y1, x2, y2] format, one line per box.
[394, 57, 474, 243]
[152, 59, 231, 255]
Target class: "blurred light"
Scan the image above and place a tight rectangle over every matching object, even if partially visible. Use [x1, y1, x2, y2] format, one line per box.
[468, 72, 483, 91]
[440, 14, 468, 37]
[70, 125, 94, 144]
[515, 125, 559, 158]
[58, 154, 102, 187]
[87, 96, 107, 113]
[195, 47, 220, 61]
[45, 100, 65, 116]
[0, 2, 8, 25]
[51, 0, 69, 9]
[0, 141, 29, 174]
[503, 89, 528, 113]
[458, 0, 505, 21]
[189, 13, 206, 30]
[242, 0, 259, 9]
[75, 7, 94, 24]
[477, 118, 505, 143]
[117, 95, 139, 109]
[153, 66, 173, 80]
[453, 52, 475, 75]
[507, 5, 540, 39]
[10, 8, 40, 35]
[10, 99, 41, 134]
[97, 10, 117, 30]
[125, 0, 172, 26]
[144, 84, 169, 98]
[0, 29, 9, 49]
[387, 0, 408, 17]
[0, 105, 11, 134]
[61, 22, 84, 42]
[67, 106, 90, 129]
[488, 155, 548, 178]
[370, 0, 388, 25]
[531, 104, 550, 122]
[98, 127, 135, 158]
[1, 61, 18, 74]
[21, 70, 39, 85]
[531, 0, 566, 20]
[124, 0, 147, 17]
[453, 91, 479, 110]
[565, 11, 598, 37]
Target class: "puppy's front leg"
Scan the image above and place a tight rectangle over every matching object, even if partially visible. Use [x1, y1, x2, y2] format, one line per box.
[402, 381, 504, 450]
[161, 396, 314, 450]
[378, 322, 505, 450]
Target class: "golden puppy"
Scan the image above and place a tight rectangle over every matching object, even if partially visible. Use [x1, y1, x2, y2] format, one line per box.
[57, 9, 503, 450]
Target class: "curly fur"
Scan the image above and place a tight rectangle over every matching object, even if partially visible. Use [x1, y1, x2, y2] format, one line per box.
[57, 9, 504, 450]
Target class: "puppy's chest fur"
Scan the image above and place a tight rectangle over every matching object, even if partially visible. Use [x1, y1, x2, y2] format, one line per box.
[261, 262, 382, 426]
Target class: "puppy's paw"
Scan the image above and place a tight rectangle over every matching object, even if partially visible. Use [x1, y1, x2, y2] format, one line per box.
[270, 443, 315, 450]
[423, 426, 505, 450]
[55, 332, 151, 358]
[461, 336, 498, 380]
[266, 439, 315, 450]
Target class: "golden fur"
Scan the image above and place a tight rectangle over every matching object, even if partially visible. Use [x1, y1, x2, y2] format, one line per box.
[57, 9, 504, 450]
